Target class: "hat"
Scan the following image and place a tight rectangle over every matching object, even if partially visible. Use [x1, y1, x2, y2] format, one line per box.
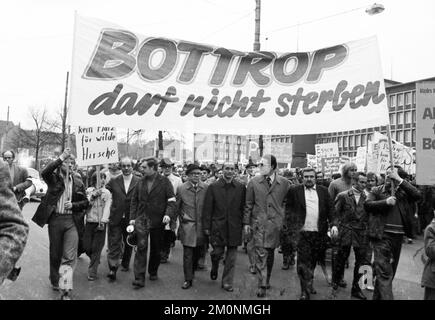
[246, 160, 257, 169]
[186, 164, 201, 175]
[160, 158, 174, 167]
[199, 164, 210, 173]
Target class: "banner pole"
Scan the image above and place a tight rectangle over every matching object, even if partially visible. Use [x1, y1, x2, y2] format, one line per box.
[386, 124, 395, 196]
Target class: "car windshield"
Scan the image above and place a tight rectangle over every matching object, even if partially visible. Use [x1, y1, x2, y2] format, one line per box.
[27, 168, 40, 179]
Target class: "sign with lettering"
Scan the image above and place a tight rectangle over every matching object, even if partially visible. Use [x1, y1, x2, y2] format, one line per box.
[416, 82, 435, 185]
[75, 126, 119, 166]
[315, 142, 339, 168]
[321, 156, 341, 177]
[68, 14, 389, 135]
[306, 154, 318, 169]
[355, 147, 367, 172]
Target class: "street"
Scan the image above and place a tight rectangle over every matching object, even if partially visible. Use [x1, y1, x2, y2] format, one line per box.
[0, 202, 426, 300]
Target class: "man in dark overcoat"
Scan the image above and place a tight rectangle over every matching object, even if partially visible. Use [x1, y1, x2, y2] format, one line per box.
[203, 162, 246, 292]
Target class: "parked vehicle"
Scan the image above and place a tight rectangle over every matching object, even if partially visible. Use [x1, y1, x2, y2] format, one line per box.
[24, 167, 47, 201]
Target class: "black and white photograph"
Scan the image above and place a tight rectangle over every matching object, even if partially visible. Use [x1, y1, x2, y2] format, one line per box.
[0, 0, 434, 310]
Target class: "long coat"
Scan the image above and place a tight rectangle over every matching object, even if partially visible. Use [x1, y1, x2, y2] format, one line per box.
[176, 181, 208, 248]
[8, 164, 32, 202]
[105, 174, 140, 225]
[243, 174, 290, 249]
[203, 178, 246, 247]
[422, 221, 435, 289]
[32, 158, 89, 229]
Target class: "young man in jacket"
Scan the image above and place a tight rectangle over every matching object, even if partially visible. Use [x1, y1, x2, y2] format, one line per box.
[31, 148, 89, 300]
[365, 165, 421, 300]
[203, 162, 246, 292]
[129, 157, 176, 288]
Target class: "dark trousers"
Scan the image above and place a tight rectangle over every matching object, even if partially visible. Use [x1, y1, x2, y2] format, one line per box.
[183, 245, 202, 281]
[280, 227, 297, 260]
[134, 224, 164, 280]
[107, 217, 133, 270]
[372, 233, 403, 300]
[48, 215, 78, 288]
[83, 222, 106, 277]
[254, 247, 275, 288]
[332, 244, 368, 289]
[161, 230, 176, 260]
[424, 287, 435, 300]
[210, 245, 237, 286]
[297, 231, 324, 294]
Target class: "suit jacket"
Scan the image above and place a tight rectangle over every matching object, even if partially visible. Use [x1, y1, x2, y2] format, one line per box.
[31, 158, 89, 228]
[243, 174, 291, 248]
[176, 180, 208, 247]
[8, 164, 32, 202]
[285, 184, 333, 236]
[130, 173, 176, 229]
[203, 178, 246, 247]
[364, 180, 421, 240]
[105, 174, 140, 225]
[422, 221, 435, 288]
[0, 163, 29, 284]
[334, 188, 368, 247]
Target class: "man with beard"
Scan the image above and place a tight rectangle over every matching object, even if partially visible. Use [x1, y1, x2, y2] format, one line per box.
[105, 157, 140, 280]
[285, 167, 336, 300]
[243, 154, 291, 298]
[203, 162, 246, 292]
[365, 166, 421, 299]
[32, 148, 89, 300]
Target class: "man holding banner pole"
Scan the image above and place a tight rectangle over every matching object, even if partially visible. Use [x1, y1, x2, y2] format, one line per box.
[364, 165, 421, 299]
[31, 148, 89, 300]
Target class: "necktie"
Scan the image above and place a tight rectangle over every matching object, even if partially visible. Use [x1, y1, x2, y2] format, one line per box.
[266, 176, 271, 188]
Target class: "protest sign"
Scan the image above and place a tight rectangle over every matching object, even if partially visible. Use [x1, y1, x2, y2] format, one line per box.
[306, 154, 317, 169]
[75, 126, 118, 166]
[321, 157, 341, 177]
[315, 142, 339, 168]
[416, 82, 435, 185]
[355, 147, 367, 171]
[68, 14, 389, 135]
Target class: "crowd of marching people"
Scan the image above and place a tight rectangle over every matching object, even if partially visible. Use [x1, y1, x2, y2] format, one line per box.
[1, 148, 435, 300]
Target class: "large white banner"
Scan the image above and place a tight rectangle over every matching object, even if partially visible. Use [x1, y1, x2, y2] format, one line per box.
[416, 82, 435, 185]
[69, 14, 389, 135]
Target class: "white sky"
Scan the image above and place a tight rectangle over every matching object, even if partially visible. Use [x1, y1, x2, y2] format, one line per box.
[1, 0, 435, 138]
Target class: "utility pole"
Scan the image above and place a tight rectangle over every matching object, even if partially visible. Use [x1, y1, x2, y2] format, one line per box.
[62, 71, 69, 151]
[254, 0, 264, 157]
[7, 106, 10, 124]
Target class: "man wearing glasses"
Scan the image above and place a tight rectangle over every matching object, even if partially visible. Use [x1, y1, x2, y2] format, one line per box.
[243, 154, 291, 298]
[105, 157, 140, 280]
[2, 150, 32, 210]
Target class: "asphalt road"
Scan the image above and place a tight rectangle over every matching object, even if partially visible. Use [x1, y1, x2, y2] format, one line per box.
[0, 202, 426, 300]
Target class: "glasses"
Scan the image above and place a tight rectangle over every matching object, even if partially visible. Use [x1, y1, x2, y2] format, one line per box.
[3, 157, 12, 159]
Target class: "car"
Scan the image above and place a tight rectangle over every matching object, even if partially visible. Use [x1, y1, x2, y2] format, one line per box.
[24, 167, 47, 201]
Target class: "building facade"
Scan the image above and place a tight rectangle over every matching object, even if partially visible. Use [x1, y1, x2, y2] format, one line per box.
[315, 77, 435, 157]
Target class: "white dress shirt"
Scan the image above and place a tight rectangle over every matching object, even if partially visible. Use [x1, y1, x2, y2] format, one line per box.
[123, 173, 133, 193]
[302, 185, 319, 232]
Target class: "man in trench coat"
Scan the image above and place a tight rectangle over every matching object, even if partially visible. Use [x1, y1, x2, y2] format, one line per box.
[203, 162, 246, 292]
[243, 154, 291, 298]
[176, 164, 209, 289]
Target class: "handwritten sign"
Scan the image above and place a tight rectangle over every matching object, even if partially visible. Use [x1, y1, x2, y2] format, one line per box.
[75, 126, 119, 166]
[416, 82, 435, 184]
[321, 157, 341, 177]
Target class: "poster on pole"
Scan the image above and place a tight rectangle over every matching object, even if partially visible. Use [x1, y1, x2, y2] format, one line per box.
[321, 157, 341, 177]
[355, 146, 367, 171]
[75, 126, 119, 166]
[315, 142, 339, 168]
[68, 14, 389, 135]
[416, 82, 435, 185]
[306, 154, 317, 169]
